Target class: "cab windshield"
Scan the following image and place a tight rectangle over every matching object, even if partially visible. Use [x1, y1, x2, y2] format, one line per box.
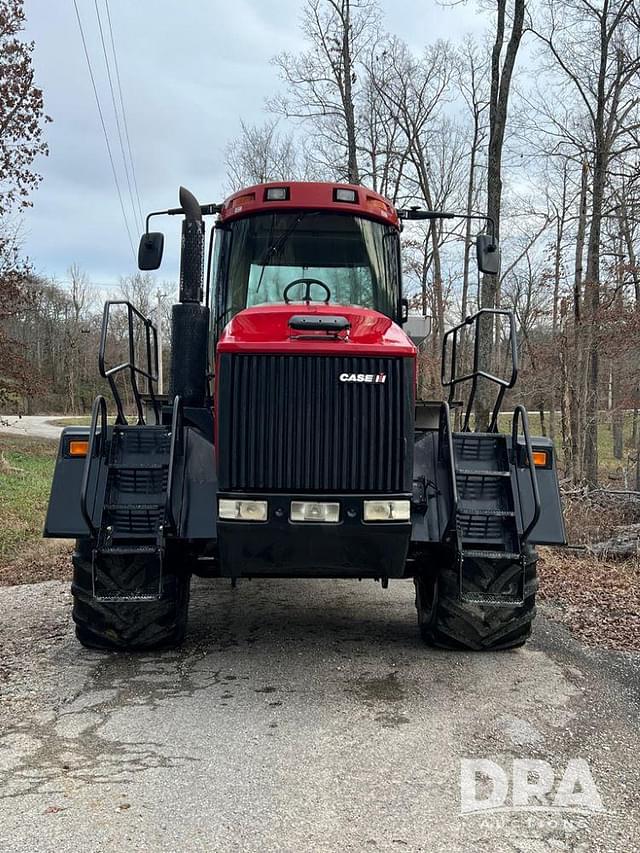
[214, 212, 400, 329]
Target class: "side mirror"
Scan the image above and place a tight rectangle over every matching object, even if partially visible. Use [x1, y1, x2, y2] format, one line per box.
[400, 297, 409, 324]
[404, 313, 432, 346]
[138, 232, 164, 271]
[476, 234, 501, 275]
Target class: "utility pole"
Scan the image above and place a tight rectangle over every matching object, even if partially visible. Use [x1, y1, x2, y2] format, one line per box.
[156, 290, 166, 395]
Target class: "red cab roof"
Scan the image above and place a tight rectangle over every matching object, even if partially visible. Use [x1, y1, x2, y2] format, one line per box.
[219, 181, 400, 229]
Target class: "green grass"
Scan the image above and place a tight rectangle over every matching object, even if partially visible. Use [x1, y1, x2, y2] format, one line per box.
[47, 416, 92, 427]
[47, 416, 118, 427]
[0, 437, 58, 561]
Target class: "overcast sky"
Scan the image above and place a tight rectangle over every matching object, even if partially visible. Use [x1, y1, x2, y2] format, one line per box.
[21, 0, 482, 289]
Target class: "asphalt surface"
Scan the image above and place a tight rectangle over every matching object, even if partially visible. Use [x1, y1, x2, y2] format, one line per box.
[0, 577, 638, 852]
[0, 415, 66, 440]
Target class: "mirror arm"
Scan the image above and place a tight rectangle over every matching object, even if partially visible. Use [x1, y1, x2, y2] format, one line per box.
[144, 203, 223, 234]
[397, 209, 496, 244]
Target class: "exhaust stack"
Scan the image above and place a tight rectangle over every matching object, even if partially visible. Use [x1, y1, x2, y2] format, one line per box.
[178, 186, 205, 304]
[170, 187, 209, 407]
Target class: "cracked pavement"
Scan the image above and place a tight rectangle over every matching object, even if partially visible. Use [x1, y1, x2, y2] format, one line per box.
[0, 577, 638, 852]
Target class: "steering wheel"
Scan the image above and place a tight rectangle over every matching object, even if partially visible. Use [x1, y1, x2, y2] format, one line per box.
[283, 278, 331, 304]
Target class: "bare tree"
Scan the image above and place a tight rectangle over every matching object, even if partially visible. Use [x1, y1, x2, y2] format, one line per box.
[534, 0, 640, 485]
[270, 0, 380, 183]
[371, 38, 453, 351]
[224, 119, 300, 192]
[476, 0, 526, 427]
[457, 37, 489, 323]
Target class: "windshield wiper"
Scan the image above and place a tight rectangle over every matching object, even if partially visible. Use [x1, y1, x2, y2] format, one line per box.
[256, 211, 318, 294]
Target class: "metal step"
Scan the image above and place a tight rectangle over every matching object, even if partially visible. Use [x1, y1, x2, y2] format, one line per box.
[94, 592, 162, 602]
[460, 591, 523, 607]
[98, 544, 159, 555]
[104, 503, 164, 511]
[107, 533, 161, 543]
[457, 505, 515, 517]
[454, 431, 504, 439]
[462, 549, 520, 561]
[109, 462, 168, 470]
[456, 468, 510, 478]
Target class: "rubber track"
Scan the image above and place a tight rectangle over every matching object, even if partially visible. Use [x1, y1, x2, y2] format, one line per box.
[71, 540, 190, 651]
[415, 545, 538, 651]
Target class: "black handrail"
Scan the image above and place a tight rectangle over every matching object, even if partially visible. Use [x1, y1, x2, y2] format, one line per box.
[511, 405, 541, 540]
[439, 401, 458, 532]
[98, 300, 160, 426]
[80, 395, 107, 536]
[442, 308, 518, 433]
[165, 395, 184, 534]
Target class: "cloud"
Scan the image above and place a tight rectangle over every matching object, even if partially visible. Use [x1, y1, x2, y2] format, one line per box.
[21, 0, 484, 289]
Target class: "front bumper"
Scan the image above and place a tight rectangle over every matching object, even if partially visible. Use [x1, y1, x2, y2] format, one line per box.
[217, 492, 412, 578]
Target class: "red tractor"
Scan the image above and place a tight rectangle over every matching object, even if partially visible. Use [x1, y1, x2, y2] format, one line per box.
[44, 182, 565, 651]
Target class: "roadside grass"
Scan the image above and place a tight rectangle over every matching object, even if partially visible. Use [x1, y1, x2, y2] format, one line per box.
[47, 416, 92, 427]
[47, 415, 117, 427]
[0, 436, 58, 562]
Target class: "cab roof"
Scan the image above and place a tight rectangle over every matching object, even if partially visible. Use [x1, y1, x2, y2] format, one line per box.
[219, 181, 400, 229]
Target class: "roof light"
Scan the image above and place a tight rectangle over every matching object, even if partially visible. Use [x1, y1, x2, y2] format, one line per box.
[265, 187, 289, 201]
[334, 188, 358, 203]
[232, 192, 255, 208]
[366, 196, 391, 217]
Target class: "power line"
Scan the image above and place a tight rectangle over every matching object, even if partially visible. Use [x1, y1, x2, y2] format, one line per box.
[72, 0, 137, 261]
[93, 0, 141, 235]
[104, 0, 145, 229]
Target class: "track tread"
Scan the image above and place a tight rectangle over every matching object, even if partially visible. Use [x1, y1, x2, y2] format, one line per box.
[71, 540, 190, 651]
[415, 545, 537, 651]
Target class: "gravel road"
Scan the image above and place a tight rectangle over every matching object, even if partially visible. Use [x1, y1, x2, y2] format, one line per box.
[0, 577, 638, 853]
[0, 416, 65, 441]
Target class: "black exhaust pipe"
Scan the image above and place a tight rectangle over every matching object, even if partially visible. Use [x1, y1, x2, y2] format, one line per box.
[170, 186, 209, 407]
[178, 186, 204, 303]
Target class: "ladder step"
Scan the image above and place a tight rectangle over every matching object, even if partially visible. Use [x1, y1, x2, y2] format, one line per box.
[95, 592, 162, 603]
[456, 468, 510, 477]
[454, 431, 505, 439]
[109, 462, 168, 470]
[105, 503, 164, 511]
[460, 591, 523, 607]
[457, 505, 515, 517]
[463, 549, 520, 561]
[114, 425, 169, 432]
[98, 545, 159, 555]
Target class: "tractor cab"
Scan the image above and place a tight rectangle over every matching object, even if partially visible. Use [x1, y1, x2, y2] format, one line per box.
[210, 182, 404, 341]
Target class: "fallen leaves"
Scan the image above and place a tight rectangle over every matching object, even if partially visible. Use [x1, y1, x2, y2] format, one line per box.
[539, 547, 640, 652]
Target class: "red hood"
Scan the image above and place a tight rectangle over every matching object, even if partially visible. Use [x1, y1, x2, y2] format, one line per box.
[216, 304, 416, 357]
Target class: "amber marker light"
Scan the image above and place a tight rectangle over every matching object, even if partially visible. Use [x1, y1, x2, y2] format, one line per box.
[68, 440, 89, 457]
[532, 450, 549, 467]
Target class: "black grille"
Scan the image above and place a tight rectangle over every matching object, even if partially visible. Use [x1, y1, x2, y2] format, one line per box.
[217, 353, 413, 493]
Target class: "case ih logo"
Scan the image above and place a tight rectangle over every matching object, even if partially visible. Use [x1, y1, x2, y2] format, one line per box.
[339, 372, 387, 384]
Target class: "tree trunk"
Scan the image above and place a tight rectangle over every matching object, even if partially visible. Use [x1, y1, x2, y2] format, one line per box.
[476, 0, 525, 429]
[341, 0, 360, 184]
[568, 160, 589, 482]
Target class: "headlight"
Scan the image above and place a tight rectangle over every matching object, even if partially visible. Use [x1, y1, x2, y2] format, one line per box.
[290, 501, 340, 523]
[363, 500, 411, 522]
[219, 499, 268, 521]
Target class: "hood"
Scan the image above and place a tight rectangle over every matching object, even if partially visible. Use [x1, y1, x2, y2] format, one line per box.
[216, 304, 417, 357]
